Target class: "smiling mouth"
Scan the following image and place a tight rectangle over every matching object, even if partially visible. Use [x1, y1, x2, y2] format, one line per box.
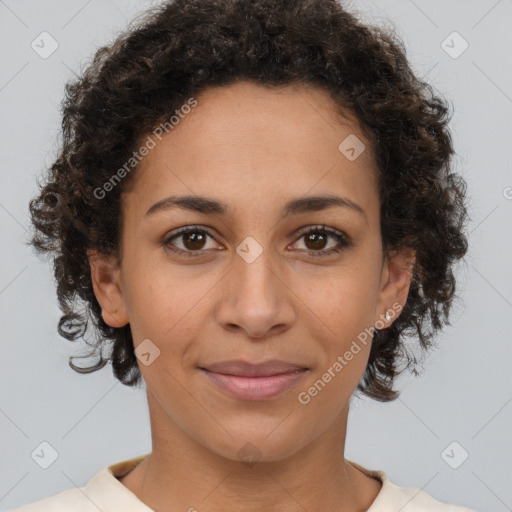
[199, 368, 308, 401]
[198, 359, 309, 377]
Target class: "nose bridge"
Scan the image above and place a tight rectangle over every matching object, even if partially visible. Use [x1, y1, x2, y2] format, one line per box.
[215, 232, 293, 337]
[233, 233, 280, 307]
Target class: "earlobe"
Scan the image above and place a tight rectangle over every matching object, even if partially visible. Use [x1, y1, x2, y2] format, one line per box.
[375, 247, 416, 327]
[87, 249, 129, 328]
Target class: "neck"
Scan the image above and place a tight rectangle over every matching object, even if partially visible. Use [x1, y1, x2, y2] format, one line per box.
[119, 391, 381, 512]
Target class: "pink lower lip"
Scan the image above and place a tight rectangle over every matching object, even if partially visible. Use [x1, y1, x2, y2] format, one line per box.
[200, 369, 307, 401]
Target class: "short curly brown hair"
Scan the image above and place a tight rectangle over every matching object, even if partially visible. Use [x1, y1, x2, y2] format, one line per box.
[27, 0, 469, 402]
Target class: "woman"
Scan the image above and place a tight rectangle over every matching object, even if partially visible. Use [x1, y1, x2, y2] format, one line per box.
[17, 0, 474, 510]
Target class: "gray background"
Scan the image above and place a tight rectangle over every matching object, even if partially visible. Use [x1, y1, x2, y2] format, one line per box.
[1, 1, 511, 510]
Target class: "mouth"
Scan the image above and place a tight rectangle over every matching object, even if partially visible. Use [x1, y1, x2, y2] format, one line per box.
[199, 368, 308, 401]
[198, 360, 309, 401]
[199, 359, 309, 377]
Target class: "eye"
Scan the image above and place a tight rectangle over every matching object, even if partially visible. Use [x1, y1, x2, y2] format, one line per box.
[163, 225, 221, 257]
[162, 224, 351, 258]
[290, 225, 350, 257]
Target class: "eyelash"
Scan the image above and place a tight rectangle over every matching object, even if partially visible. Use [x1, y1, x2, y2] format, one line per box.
[162, 224, 351, 258]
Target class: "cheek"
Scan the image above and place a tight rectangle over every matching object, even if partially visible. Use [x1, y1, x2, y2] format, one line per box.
[300, 261, 380, 334]
[295, 276, 377, 410]
[122, 259, 209, 348]
[290, 260, 380, 390]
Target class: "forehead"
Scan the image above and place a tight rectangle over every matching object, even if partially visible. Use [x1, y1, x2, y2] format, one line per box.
[173, 80, 372, 153]
[124, 80, 380, 222]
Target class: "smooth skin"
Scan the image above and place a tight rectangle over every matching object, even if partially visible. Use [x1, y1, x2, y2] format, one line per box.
[88, 80, 416, 512]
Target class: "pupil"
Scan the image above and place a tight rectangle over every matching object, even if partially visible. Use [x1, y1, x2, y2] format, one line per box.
[307, 232, 326, 250]
[185, 232, 205, 250]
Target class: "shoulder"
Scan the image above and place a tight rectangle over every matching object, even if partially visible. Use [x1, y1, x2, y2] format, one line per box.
[347, 459, 476, 512]
[8, 455, 152, 512]
[386, 482, 476, 512]
[7, 487, 95, 511]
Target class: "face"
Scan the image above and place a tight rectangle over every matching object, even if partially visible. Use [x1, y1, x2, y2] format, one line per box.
[89, 80, 414, 463]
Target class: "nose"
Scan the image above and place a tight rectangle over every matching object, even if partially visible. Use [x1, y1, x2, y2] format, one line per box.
[214, 242, 295, 339]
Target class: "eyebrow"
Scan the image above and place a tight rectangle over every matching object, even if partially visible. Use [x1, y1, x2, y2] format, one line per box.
[145, 194, 367, 222]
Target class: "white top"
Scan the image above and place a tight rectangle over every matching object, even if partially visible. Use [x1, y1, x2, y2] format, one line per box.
[10, 454, 476, 511]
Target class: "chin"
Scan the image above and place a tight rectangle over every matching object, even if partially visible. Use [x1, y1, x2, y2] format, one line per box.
[196, 418, 310, 464]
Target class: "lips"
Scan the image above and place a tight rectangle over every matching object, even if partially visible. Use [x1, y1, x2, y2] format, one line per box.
[198, 359, 309, 401]
[199, 359, 308, 377]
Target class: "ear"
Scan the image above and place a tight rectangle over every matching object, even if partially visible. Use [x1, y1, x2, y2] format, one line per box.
[374, 247, 416, 328]
[87, 249, 129, 328]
